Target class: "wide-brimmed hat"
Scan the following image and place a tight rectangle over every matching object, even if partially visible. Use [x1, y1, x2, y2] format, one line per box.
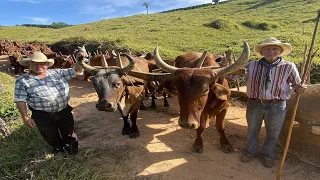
[19, 51, 54, 67]
[254, 37, 292, 57]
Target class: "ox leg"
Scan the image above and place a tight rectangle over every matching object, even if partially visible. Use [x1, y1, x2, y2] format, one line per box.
[192, 126, 204, 153]
[129, 111, 140, 138]
[163, 93, 169, 107]
[140, 101, 146, 110]
[122, 115, 131, 135]
[14, 65, 19, 74]
[151, 93, 157, 108]
[216, 109, 234, 153]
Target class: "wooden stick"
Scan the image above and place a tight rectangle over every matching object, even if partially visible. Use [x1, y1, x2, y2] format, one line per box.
[299, 45, 308, 77]
[276, 10, 320, 180]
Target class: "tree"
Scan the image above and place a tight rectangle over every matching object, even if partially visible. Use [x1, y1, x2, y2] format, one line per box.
[143, 2, 150, 14]
[212, 0, 220, 5]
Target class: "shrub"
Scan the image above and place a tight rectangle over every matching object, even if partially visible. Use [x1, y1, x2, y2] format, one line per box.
[242, 20, 279, 30]
[204, 18, 239, 30]
[49, 37, 120, 55]
[0, 72, 19, 120]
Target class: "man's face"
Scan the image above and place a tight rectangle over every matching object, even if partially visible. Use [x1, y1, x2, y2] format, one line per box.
[29, 62, 48, 75]
[260, 45, 283, 62]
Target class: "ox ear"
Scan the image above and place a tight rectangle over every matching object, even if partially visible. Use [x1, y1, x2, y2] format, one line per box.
[210, 83, 230, 101]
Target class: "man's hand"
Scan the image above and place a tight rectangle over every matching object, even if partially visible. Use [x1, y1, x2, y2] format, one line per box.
[23, 117, 36, 128]
[294, 84, 307, 94]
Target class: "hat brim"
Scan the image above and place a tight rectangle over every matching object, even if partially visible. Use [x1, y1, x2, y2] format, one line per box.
[19, 58, 54, 67]
[254, 43, 292, 57]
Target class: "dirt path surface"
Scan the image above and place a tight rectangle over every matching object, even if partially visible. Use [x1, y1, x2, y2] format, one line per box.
[68, 79, 319, 180]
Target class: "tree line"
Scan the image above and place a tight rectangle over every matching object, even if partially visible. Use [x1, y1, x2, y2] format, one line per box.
[20, 22, 72, 29]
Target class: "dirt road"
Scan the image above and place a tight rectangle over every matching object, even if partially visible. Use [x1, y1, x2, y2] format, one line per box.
[68, 79, 319, 180]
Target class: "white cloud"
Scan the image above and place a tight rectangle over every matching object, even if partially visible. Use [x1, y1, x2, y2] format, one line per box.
[8, 0, 40, 3]
[23, 17, 50, 24]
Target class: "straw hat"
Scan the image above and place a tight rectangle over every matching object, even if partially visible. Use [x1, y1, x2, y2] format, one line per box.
[19, 51, 54, 67]
[254, 37, 292, 57]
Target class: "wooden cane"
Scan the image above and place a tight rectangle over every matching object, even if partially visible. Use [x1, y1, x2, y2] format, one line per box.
[276, 10, 320, 180]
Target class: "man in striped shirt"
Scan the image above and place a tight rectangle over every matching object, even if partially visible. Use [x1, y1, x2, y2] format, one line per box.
[14, 51, 85, 154]
[241, 37, 307, 168]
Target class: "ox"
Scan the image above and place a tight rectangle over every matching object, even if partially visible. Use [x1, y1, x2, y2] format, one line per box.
[49, 54, 74, 69]
[130, 41, 249, 153]
[9, 54, 27, 74]
[76, 51, 150, 138]
[143, 53, 176, 108]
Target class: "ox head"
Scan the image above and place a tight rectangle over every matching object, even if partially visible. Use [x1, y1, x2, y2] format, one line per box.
[76, 52, 136, 112]
[153, 41, 250, 129]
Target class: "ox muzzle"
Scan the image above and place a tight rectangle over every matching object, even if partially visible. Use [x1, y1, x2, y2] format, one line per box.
[96, 100, 117, 112]
[178, 119, 199, 129]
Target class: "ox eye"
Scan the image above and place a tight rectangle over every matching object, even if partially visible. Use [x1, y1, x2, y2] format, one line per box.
[113, 82, 121, 88]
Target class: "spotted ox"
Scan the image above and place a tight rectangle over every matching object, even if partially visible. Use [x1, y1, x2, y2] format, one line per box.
[130, 41, 249, 153]
[76, 51, 150, 138]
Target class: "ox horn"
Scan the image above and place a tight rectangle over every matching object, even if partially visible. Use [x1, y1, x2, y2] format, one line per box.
[101, 54, 108, 68]
[195, 50, 208, 68]
[116, 52, 123, 68]
[212, 41, 250, 77]
[76, 56, 96, 72]
[153, 46, 178, 74]
[119, 54, 136, 73]
[111, 50, 117, 57]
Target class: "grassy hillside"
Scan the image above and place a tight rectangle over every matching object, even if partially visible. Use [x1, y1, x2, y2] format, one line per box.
[0, 0, 319, 63]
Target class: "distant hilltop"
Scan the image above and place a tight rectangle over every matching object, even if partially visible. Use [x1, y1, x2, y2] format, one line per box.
[160, 0, 229, 13]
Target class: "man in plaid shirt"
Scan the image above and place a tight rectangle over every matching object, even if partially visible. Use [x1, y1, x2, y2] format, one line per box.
[240, 38, 307, 168]
[14, 51, 83, 154]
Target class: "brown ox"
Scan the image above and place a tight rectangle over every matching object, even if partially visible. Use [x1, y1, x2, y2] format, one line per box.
[130, 41, 249, 153]
[9, 54, 27, 74]
[49, 55, 74, 69]
[76, 51, 150, 138]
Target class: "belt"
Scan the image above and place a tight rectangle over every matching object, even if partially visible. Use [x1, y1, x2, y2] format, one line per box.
[249, 98, 285, 104]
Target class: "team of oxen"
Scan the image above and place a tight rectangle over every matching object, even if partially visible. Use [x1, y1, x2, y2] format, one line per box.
[73, 41, 250, 154]
[9, 42, 249, 153]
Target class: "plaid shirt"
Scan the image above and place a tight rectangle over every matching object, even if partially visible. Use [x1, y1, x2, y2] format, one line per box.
[14, 68, 76, 112]
[245, 59, 301, 100]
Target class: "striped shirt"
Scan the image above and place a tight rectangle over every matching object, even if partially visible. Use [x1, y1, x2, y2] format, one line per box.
[14, 68, 76, 112]
[245, 58, 301, 100]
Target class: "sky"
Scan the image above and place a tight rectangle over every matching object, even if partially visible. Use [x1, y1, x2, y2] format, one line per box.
[0, 0, 219, 26]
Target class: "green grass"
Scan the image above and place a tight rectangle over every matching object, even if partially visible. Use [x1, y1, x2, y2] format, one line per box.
[0, 0, 319, 64]
[0, 72, 19, 120]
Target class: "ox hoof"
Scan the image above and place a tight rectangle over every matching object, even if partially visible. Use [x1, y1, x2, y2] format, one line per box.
[192, 145, 203, 153]
[164, 103, 169, 107]
[151, 104, 157, 109]
[122, 129, 130, 135]
[221, 144, 234, 154]
[140, 105, 146, 110]
[129, 131, 140, 138]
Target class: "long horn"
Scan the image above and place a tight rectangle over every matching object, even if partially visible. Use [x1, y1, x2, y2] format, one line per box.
[120, 54, 135, 73]
[116, 52, 123, 68]
[127, 71, 172, 82]
[212, 41, 250, 77]
[111, 50, 117, 57]
[153, 46, 178, 74]
[101, 54, 108, 68]
[77, 56, 96, 72]
[195, 50, 208, 68]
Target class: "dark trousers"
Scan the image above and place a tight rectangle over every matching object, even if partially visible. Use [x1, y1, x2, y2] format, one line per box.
[30, 105, 78, 154]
